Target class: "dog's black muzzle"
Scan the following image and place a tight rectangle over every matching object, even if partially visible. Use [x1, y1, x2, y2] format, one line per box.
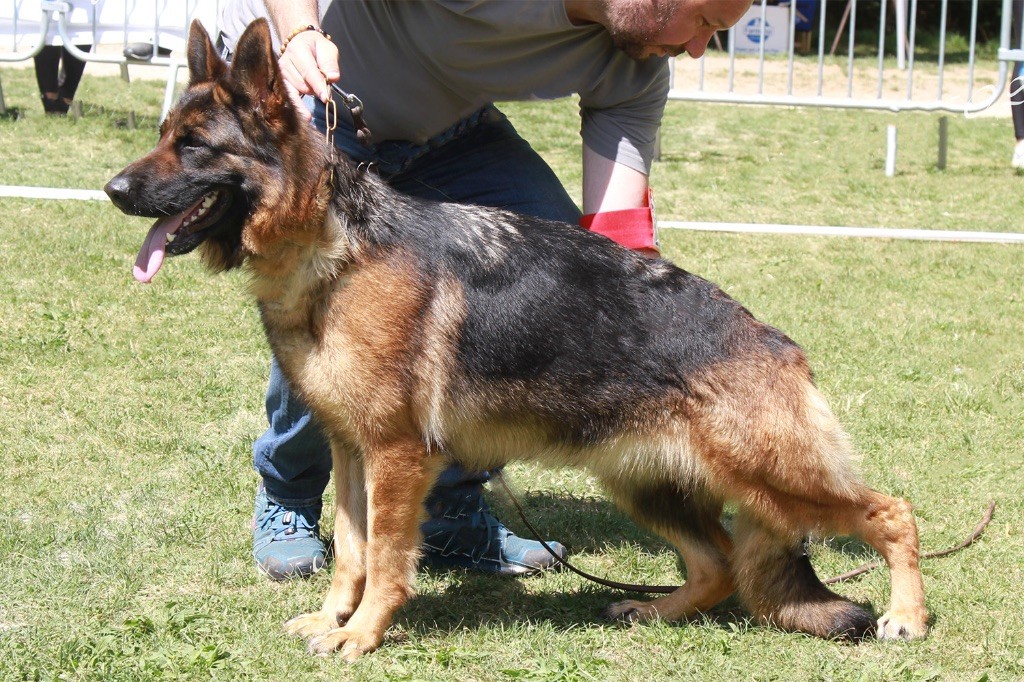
[105, 174, 143, 215]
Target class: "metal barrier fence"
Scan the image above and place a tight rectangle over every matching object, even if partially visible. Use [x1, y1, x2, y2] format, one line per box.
[0, 0, 220, 118]
[3, 0, 1020, 118]
[670, 0, 1022, 115]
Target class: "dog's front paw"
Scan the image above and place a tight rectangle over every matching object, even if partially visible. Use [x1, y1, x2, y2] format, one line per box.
[308, 625, 384, 662]
[877, 608, 929, 641]
[603, 599, 660, 624]
[285, 610, 341, 639]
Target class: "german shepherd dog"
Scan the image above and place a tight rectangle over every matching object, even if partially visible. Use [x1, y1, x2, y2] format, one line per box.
[106, 19, 929, 660]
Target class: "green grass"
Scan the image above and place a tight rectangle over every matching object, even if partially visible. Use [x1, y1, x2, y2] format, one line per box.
[1, 67, 1022, 681]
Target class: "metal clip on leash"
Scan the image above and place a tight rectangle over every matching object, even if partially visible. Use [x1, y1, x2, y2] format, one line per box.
[330, 83, 373, 147]
[324, 94, 337, 184]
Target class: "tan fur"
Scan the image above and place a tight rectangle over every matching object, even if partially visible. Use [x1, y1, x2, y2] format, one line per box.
[410, 276, 466, 449]
[687, 355, 860, 510]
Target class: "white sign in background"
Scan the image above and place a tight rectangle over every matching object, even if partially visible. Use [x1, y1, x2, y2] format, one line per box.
[733, 5, 791, 55]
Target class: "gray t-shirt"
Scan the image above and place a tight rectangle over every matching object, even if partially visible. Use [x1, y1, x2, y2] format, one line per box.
[221, 1, 669, 174]
[218, 0, 331, 53]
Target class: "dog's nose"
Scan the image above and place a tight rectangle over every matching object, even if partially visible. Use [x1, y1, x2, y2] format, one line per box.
[104, 175, 135, 212]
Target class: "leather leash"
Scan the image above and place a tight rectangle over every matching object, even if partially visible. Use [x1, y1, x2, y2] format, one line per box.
[329, 83, 373, 146]
[822, 499, 996, 585]
[496, 474, 996, 593]
[496, 474, 677, 594]
[323, 84, 373, 185]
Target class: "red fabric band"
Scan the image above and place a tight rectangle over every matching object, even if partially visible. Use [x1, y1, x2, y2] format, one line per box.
[579, 190, 658, 252]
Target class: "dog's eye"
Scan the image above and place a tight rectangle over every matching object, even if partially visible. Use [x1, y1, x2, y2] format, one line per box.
[178, 134, 207, 151]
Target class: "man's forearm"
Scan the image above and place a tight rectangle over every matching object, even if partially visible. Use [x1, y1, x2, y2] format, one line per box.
[581, 144, 658, 255]
[581, 144, 649, 214]
[263, 0, 322, 37]
[259, 1, 339, 115]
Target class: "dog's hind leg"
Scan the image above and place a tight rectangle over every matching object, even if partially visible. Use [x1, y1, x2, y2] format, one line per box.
[731, 484, 927, 641]
[286, 440, 368, 640]
[731, 508, 876, 640]
[600, 480, 734, 623]
[819, 485, 928, 641]
[304, 438, 442, 661]
[719, 386, 927, 642]
[694, 371, 926, 640]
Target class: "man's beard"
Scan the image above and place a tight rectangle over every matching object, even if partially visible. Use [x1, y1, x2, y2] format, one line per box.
[604, 0, 674, 61]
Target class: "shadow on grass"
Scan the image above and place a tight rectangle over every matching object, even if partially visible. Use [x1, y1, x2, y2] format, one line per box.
[396, 572, 881, 641]
[0, 98, 160, 129]
[382, 490, 885, 638]
[75, 100, 162, 130]
[397, 573, 745, 635]
[813, 535, 876, 562]
[487, 489, 881, 571]
[485, 489, 675, 556]
[325, 487, 884, 585]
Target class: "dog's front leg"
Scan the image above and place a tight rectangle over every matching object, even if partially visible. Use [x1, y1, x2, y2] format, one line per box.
[286, 441, 367, 639]
[305, 437, 440, 661]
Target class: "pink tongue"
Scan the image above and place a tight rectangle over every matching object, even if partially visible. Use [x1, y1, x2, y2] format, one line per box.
[133, 216, 180, 283]
[132, 194, 209, 283]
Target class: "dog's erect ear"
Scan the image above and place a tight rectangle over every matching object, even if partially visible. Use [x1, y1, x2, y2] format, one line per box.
[186, 19, 226, 86]
[231, 18, 284, 110]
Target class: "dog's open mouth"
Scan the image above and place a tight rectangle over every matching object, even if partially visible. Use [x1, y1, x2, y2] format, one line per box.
[134, 190, 232, 283]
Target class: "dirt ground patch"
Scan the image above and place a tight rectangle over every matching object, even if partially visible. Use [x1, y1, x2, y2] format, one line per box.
[673, 53, 1014, 118]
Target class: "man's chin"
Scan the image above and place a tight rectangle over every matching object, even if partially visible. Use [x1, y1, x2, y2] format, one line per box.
[617, 40, 656, 61]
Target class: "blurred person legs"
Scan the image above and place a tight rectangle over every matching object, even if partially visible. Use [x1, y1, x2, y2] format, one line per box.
[1011, 64, 1023, 170]
[1012, 0, 1024, 170]
[33, 44, 91, 115]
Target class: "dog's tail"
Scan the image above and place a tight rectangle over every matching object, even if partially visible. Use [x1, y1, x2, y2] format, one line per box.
[731, 513, 875, 640]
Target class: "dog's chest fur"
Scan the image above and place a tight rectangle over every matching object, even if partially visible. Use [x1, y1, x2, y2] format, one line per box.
[253, 219, 437, 446]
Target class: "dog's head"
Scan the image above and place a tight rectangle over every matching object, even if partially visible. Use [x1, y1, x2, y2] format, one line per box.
[106, 19, 325, 282]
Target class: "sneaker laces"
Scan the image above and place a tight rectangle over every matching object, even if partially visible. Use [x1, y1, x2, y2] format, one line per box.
[422, 484, 502, 561]
[256, 501, 320, 542]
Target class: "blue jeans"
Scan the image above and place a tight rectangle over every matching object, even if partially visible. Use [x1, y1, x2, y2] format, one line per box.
[254, 102, 583, 506]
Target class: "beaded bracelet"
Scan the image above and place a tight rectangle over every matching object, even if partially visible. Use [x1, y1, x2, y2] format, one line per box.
[279, 25, 332, 56]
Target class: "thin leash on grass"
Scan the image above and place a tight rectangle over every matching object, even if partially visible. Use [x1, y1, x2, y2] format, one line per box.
[495, 474, 996, 594]
[822, 499, 996, 585]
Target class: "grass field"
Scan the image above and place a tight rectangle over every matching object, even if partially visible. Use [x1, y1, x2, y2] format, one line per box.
[1, 65, 1022, 681]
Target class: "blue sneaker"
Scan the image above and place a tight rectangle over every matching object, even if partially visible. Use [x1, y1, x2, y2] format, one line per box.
[252, 484, 327, 581]
[420, 482, 568, 576]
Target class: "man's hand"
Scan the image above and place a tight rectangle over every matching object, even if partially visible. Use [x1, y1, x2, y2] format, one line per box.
[263, 1, 339, 119]
[277, 30, 340, 119]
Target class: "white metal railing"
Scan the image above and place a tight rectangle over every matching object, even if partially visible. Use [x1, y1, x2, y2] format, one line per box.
[4, 1, 1020, 119]
[670, 0, 1022, 116]
[0, 0, 220, 118]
